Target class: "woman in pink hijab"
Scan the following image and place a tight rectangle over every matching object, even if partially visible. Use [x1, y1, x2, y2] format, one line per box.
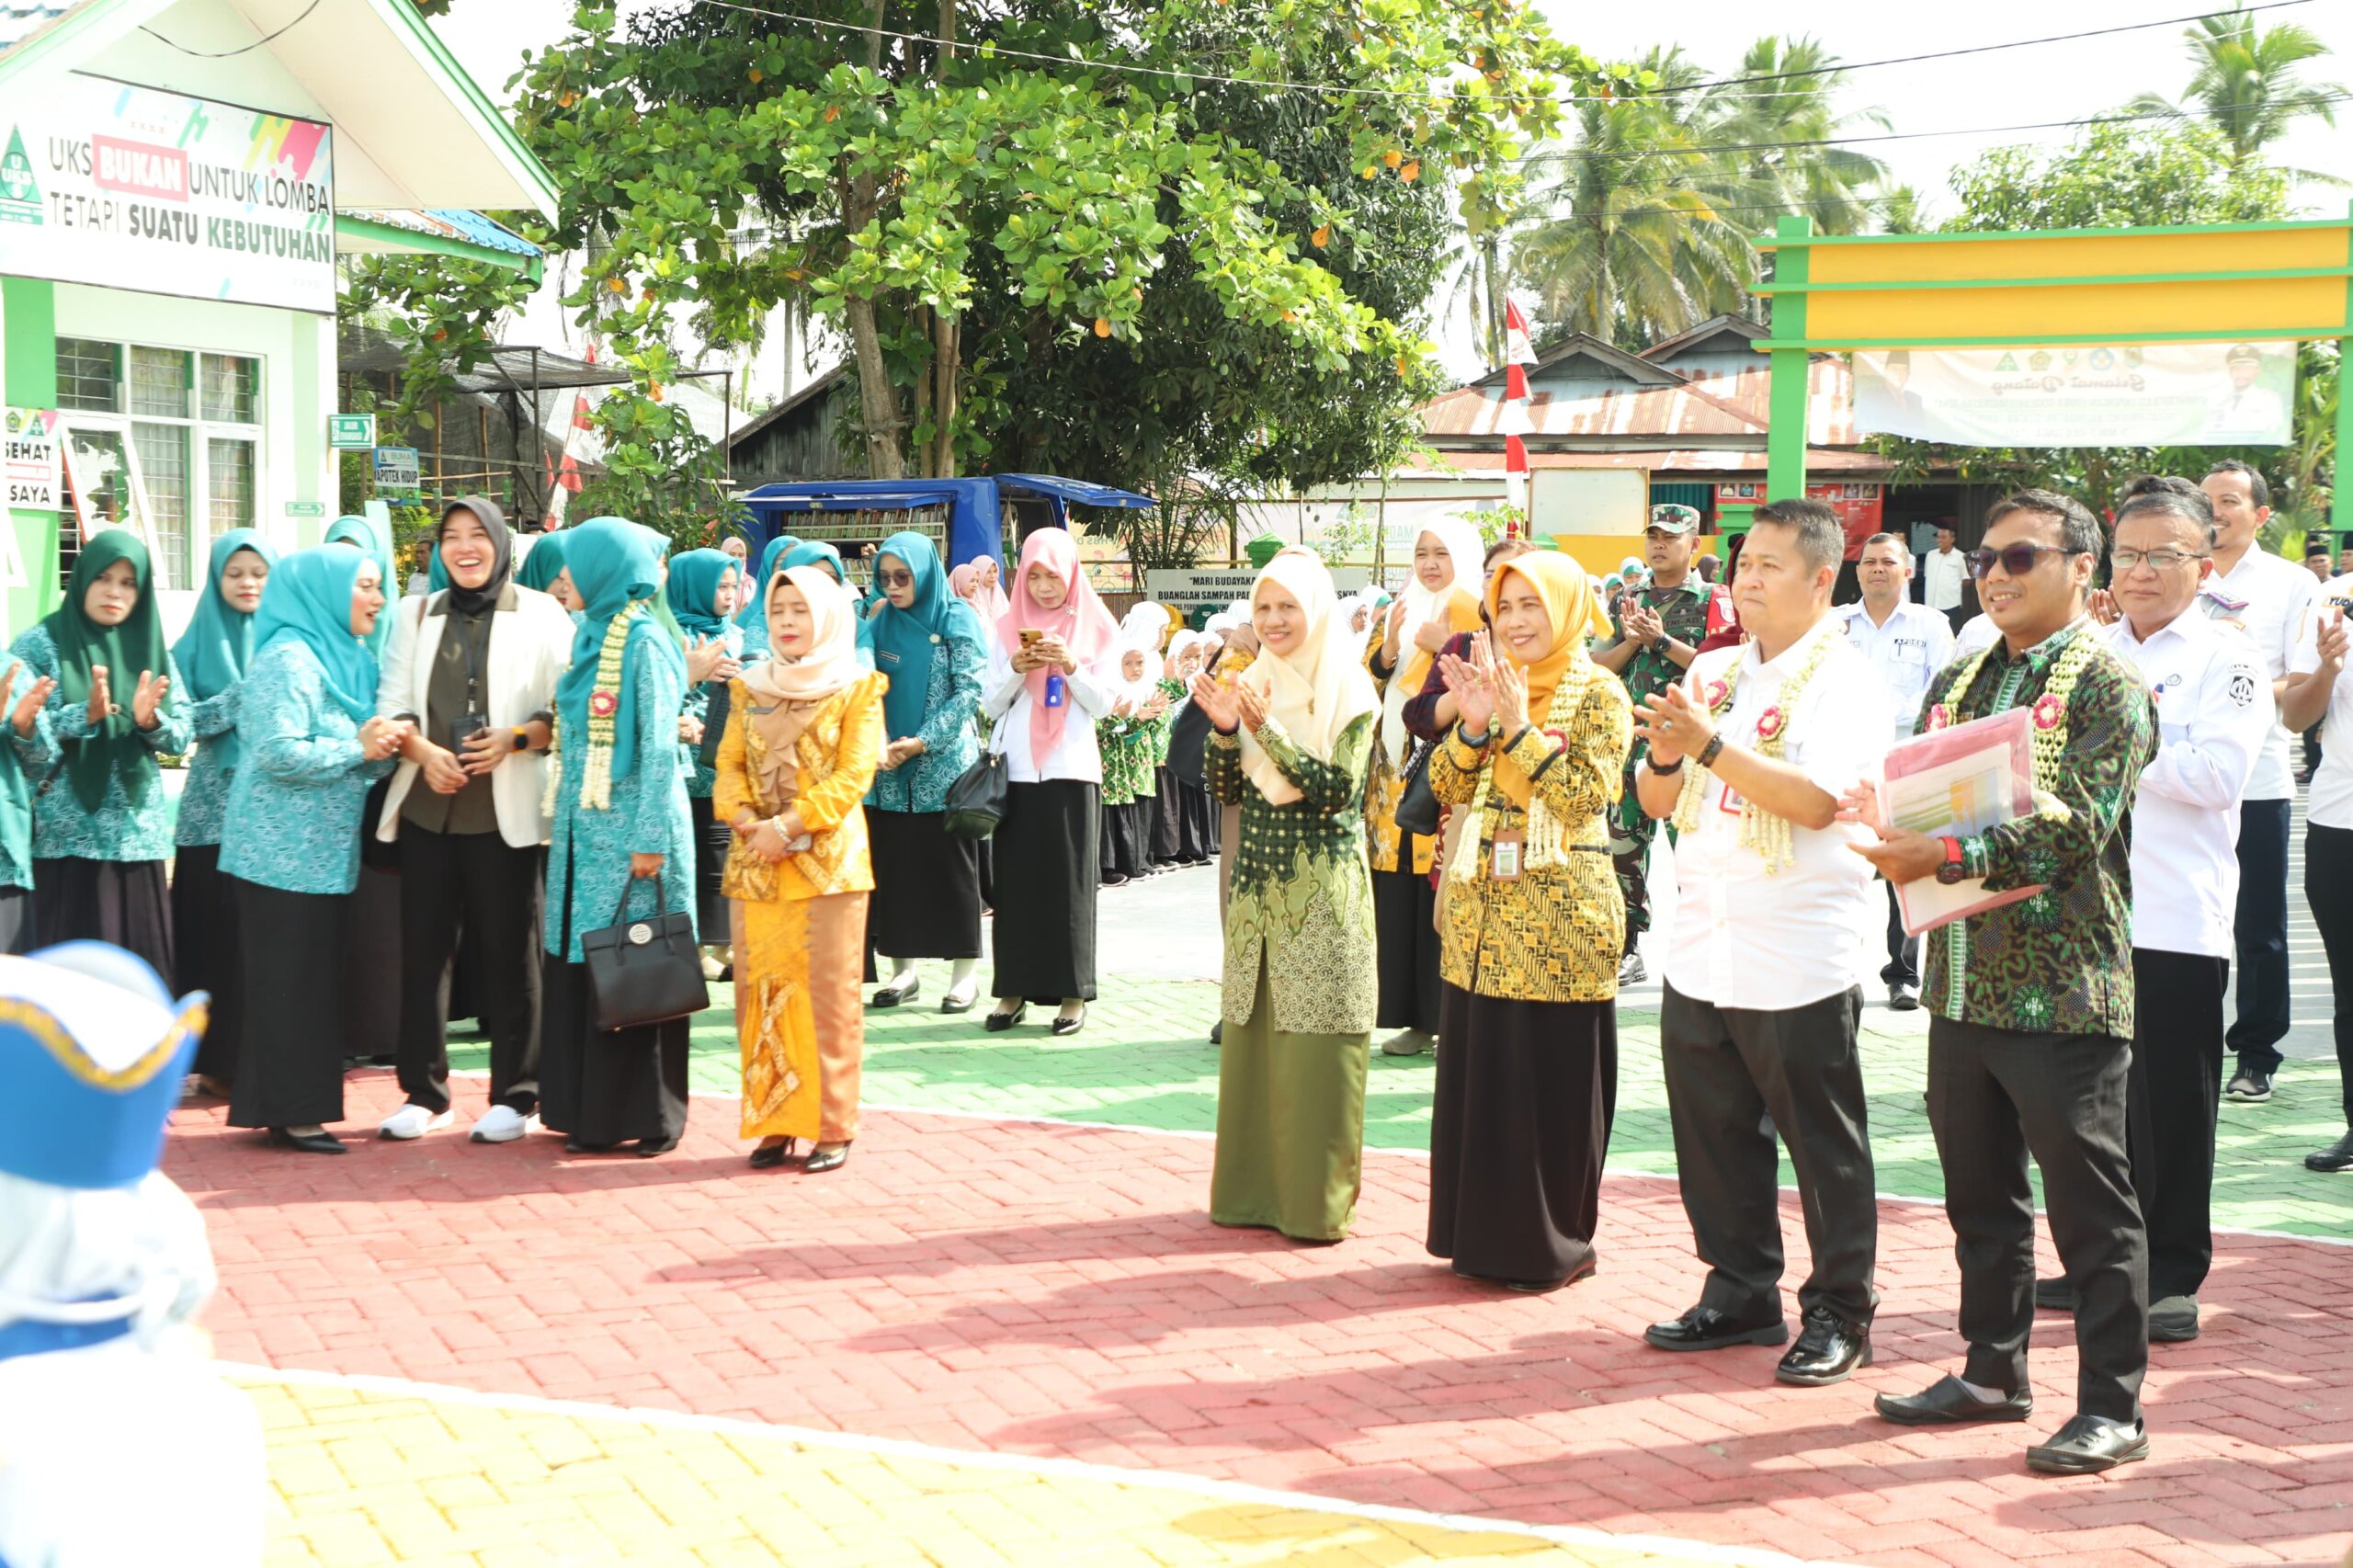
[980, 528, 1119, 1036]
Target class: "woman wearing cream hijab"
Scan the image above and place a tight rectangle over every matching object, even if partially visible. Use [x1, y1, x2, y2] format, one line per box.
[1424, 550, 1631, 1290]
[1367, 520, 1485, 1059]
[1188, 550, 1380, 1242]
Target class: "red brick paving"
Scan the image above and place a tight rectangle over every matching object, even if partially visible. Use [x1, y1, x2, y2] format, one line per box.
[176, 1073, 2353, 1567]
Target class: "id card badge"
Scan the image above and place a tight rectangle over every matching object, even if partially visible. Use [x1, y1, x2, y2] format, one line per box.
[1717, 783, 1745, 817]
[1490, 828, 1523, 881]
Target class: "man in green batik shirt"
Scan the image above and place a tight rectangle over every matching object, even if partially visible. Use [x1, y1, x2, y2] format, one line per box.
[1847, 489, 2159, 1479]
[1597, 503, 1711, 984]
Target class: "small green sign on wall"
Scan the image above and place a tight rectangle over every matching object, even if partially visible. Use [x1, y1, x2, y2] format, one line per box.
[328, 414, 376, 449]
[284, 500, 326, 518]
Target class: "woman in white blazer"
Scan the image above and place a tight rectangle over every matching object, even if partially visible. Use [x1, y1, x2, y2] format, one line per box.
[369, 498, 578, 1144]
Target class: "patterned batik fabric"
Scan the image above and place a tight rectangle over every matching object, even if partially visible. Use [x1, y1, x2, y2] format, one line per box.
[1097, 710, 1165, 807]
[9, 625, 190, 863]
[1919, 620, 2158, 1039]
[1427, 665, 1631, 1004]
[1207, 713, 1378, 1035]
[1609, 579, 1711, 825]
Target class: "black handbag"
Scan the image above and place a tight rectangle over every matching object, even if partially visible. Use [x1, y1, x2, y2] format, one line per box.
[1393, 742, 1440, 839]
[579, 874, 711, 1033]
[942, 748, 1010, 839]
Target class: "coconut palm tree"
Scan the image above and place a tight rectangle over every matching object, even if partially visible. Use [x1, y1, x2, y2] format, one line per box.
[1506, 48, 1756, 350]
[1698, 36, 1892, 238]
[2125, 6, 2345, 173]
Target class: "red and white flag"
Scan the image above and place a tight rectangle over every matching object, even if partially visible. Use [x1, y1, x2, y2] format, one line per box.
[542, 392, 592, 530]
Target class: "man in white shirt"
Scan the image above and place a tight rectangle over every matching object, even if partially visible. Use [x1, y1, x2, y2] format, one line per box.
[1839, 533, 1957, 1010]
[1628, 497, 1893, 1388]
[2200, 460, 2320, 1103]
[2091, 488, 2268, 1346]
[1922, 524, 1968, 631]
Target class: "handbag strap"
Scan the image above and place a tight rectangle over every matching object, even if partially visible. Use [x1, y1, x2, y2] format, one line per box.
[613, 871, 665, 925]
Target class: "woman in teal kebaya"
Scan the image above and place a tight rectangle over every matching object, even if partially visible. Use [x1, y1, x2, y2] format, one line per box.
[220, 547, 410, 1153]
[171, 528, 277, 1093]
[8, 529, 188, 977]
[537, 517, 698, 1156]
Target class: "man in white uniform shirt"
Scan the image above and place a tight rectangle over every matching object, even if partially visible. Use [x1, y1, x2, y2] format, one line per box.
[1628, 497, 1893, 1388]
[1839, 533, 1957, 1009]
[2082, 489, 2268, 1346]
[2200, 460, 2320, 1103]
[1922, 523, 1968, 631]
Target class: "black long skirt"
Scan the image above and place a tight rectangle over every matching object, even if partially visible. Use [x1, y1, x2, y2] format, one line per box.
[226, 878, 351, 1131]
[1371, 859, 1442, 1037]
[1102, 798, 1151, 882]
[1427, 984, 1617, 1289]
[538, 955, 689, 1147]
[0, 886, 28, 959]
[868, 809, 982, 959]
[1188, 780, 1220, 860]
[991, 778, 1098, 1002]
[32, 856, 171, 979]
[1150, 769, 1185, 865]
[688, 793, 732, 942]
[172, 844, 243, 1082]
[344, 862, 400, 1062]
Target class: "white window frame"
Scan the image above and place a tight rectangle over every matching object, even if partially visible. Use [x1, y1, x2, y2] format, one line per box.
[51, 335, 265, 593]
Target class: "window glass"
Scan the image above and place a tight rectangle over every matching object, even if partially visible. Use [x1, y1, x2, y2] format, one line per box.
[131, 423, 189, 590]
[201, 355, 259, 425]
[128, 347, 190, 420]
[54, 340, 121, 413]
[207, 437, 256, 534]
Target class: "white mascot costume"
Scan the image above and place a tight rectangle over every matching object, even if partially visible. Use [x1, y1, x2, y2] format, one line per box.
[0, 942, 265, 1566]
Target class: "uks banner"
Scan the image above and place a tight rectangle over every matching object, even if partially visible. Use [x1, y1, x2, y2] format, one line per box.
[1851, 343, 2296, 449]
[0, 73, 335, 313]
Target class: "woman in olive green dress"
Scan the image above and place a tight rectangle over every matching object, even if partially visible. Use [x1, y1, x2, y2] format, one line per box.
[1189, 549, 1380, 1243]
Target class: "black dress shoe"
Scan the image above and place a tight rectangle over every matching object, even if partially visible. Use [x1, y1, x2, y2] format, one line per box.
[266, 1127, 347, 1155]
[748, 1139, 796, 1169]
[870, 977, 919, 1007]
[633, 1135, 679, 1157]
[2149, 1294, 2200, 1342]
[2027, 1414, 2149, 1474]
[1643, 1303, 1788, 1352]
[938, 989, 976, 1015]
[2033, 1276, 2077, 1312]
[1209, 1020, 1222, 1045]
[2305, 1130, 2353, 1172]
[984, 1004, 1027, 1032]
[1775, 1305, 1871, 1386]
[1051, 1006, 1086, 1037]
[1874, 1374, 2033, 1426]
[564, 1138, 615, 1154]
[802, 1142, 851, 1174]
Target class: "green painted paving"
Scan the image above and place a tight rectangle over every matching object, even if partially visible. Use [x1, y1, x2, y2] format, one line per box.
[450, 959, 2353, 1242]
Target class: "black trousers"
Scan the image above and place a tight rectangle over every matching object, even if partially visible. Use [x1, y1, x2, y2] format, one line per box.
[1927, 1017, 2146, 1422]
[394, 826, 546, 1116]
[2128, 949, 2226, 1301]
[2304, 824, 2353, 1123]
[1659, 983, 1877, 1326]
[1880, 882, 1919, 989]
[2229, 797, 2291, 1073]
[172, 844, 241, 1082]
[226, 878, 351, 1131]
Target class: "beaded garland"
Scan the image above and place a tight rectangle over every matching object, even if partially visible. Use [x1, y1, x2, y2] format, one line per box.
[543, 609, 640, 815]
[1924, 628, 2100, 798]
[1668, 630, 1836, 872]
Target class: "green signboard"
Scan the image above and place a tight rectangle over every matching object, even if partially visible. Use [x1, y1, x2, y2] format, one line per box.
[284, 500, 326, 518]
[328, 414, 376, 449]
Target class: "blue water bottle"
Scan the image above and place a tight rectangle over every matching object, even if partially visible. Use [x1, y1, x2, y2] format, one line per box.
[1044, 669, 1066, 708]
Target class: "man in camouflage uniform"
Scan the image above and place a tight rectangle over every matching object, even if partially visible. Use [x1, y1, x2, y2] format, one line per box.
[1597, 503, 1711, 983]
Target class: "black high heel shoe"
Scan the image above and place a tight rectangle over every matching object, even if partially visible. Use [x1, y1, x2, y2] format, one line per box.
[267, 1127, 346, 1155]
[802, 1142, 851, 1175]
[983, 1003, 1027, 1032]
[1052, 1005, 1086, 1037]
[748, 1138, 797, 1169]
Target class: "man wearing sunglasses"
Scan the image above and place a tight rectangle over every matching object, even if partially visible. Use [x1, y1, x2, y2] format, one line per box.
[1850, 488, 2160, 1475]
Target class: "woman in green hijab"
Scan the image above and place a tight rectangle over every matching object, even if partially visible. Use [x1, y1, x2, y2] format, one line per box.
[8, 529, 189, 975]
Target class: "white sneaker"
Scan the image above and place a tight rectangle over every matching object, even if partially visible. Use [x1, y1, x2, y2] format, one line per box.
[470, 1105, 540, 1143]
[377, 1103, 452, 1141]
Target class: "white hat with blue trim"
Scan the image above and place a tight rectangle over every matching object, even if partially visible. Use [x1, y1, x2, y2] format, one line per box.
[0, 944, 207, 1190]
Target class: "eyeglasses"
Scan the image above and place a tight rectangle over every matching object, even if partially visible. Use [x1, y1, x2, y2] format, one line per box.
[876, 570, 914, 588]
[2110, 548, 2210, 573]
[1965, 543, 2079, 580]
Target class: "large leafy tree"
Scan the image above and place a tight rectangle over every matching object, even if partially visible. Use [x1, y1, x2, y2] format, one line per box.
[1875, 124, 2334, 528]
[2124, 5, 2345, 175]
[494, 0, 1633, 526]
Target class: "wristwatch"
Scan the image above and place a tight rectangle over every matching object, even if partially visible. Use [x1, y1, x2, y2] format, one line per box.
[1935, 835, 1968, 885]
[1651, 636, 1673, 659]
[510, 726, 530, 753]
